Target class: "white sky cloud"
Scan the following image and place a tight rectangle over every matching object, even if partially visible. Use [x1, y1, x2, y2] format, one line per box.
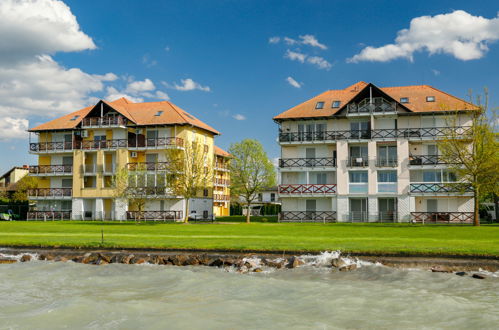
[285, 50, 331, 70]
[348, 10, 499, 63]
[232, 114, 246, 120]
[432, 69, 441, 76]
[286, 76, 302, 88]
[273, 34, 327, 49]
[0, 117, 28, 140]
[105, 86, 144, 103]
[125, 78, 156, 94]
[307, 56, 332, 70]
[168, 78, 211, 92]
[269, 36, 280, 44]
[285, 49, 306, 63]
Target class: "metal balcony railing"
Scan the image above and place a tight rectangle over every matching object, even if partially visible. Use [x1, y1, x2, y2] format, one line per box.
[279, 157, 336, 168]
[278, 184, 337, 194]
[410, 212, 474, 224]
[129, 137, 184, 148]
[28, 165, 72, 175]
[81, 115, 127, 127]
[214, 194, 230, 201]
[29, 141, 73, 152]
[347, 98, 397, 115]
[214, 179, 231, 186]
[344, 212, 398, 222]
[347, 157, 369, 167]
[126, 211, 183, 221]
[376, 158, 398, 167]
[279, 211, 337, 222]
[27, 211, 72, 220]
[127, 187, 172, 197]
[27, 188, 72, 198]
[409, 155, 458, 165]
[409, 183, 473, 193]
[127, 162, 170, 171]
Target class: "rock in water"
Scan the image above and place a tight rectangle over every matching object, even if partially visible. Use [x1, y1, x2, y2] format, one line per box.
[287, 256, 304, 269]
[455, 271, 467, 276]
[431, 266, 453, 273]
[253, 268, 263, 273]
[339, 264, 357, 272]
[472, 274, 486, 279]
[20, 255, 32, 262]
[0, 258, 17, 264]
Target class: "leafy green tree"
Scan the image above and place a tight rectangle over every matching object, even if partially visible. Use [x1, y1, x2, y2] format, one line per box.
[11, 176, 38, 202]
[165, 138, 213, 223]
[228, 139, 276, 223]
[438, 102, 499, 226]
[113, 167, 148, 222]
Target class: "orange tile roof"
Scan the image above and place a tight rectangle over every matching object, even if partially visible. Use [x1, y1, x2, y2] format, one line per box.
[214, 145, 231, 158]
[30, 98, 220, 135]
[273, 82, 479, 120]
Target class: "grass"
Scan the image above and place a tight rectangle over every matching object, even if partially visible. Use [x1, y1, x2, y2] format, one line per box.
[0, 220, 498, 256]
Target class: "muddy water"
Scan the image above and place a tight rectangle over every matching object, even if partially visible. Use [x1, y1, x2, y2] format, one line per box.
[0, 255, 497, 329]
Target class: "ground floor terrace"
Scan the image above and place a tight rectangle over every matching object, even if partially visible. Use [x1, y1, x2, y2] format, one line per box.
[279, 195, 474, 223]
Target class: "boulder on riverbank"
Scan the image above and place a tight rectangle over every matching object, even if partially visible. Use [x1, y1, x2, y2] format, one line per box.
[20, 255, 32, 262]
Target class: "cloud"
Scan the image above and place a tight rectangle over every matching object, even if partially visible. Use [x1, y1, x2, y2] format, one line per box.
[154, 90, 170, 100]
[348, 10, 499, 63]
[108, 78, 169, 102]
[167, 78, 211, 92]
[232, 114, 246, 120]
[0, 117, 28, 140]
[142, 54, 157, 67]
[284, 50, 332, 70]
[432, 69, 441, 76]
[268, 36, 280, 44]
[105, 86, 143, 103]
[285, 49, 306, 63]
[286, 77, 302, 88]
[272, 34, 327, 49]
[125, 78, 155, 94]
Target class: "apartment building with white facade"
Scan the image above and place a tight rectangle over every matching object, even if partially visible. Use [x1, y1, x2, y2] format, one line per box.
[274, 82, 478, 223]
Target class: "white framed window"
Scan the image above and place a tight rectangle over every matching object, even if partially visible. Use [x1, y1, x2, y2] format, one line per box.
[332, 100, 341, 108]
[315, 102, 325, 109]
[400, 97, 409, 103]
[426, 96, 435, 102]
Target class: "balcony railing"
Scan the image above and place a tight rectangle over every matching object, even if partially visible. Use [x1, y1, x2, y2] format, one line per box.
[344, 212, 398, 222]
[27, 188, 72, 198]
[214, 178, 230, 186]
[127, 187, 173, 197]
[103, 163, 116, 173]
[376, 158, 397, 167]
[410, 212, 473, 224]
[279, 157, 336, 168]
[127, 162, 170, 171]
[347, 157, 369, 167]
[347, 98, 397, 115]
[27, 211, 72, 220]
[278, 127, 472, 142]
[28, 165, 72, 175]
[126, 210, 183, 221]
[214, 194, 230, 201]
[83, 164, 97, 174]
[410, 183, 473, 194]
[279, 211, 337, 222]
[81, 115, 127, 128]
[409, 155, 457, 166]
[279, 184, 337, 194]
[30, 137, 184, 152]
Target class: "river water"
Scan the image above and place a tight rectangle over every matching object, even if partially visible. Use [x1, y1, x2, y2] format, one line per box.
[0, 253, 498, 329]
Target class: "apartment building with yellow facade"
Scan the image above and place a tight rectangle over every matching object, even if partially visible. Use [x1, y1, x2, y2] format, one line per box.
[27, 97, 230, 220]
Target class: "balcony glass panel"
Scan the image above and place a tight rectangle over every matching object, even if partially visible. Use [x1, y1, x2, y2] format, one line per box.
[378, 183, 397, 193]
[349, 183, 368, 194]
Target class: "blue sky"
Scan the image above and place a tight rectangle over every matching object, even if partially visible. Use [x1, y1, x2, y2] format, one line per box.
[0, 0, 498, 174]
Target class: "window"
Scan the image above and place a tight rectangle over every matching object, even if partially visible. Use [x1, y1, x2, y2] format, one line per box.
[426, 96, 435, 102]
[332, 100, 341, 108]
[315, 102, 324, 109]
[203, 188, 209, 197]
[270, 193, 275, 202]
[155, 111, 163, 116]
[378, 171, 397, 182]
[70, 115, 80, 121]
[400, 97, 409, 103]
[349, 171, 368, 183]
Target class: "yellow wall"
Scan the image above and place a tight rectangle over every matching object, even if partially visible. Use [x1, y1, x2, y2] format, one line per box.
[38, 156, 51, 166]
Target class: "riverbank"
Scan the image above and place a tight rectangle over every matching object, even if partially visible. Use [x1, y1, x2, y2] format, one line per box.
[0, 221, 498, 256]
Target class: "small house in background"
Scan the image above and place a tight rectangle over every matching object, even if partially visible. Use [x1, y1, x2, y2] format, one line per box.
[0, 166, 29, 194]
[240, 186, 281, 216]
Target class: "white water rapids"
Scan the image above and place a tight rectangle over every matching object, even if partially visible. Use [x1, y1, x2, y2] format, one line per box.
[0, 251, 498, 329]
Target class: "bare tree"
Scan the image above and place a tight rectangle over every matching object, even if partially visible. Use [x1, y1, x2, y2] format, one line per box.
[113, 166, 149, 222]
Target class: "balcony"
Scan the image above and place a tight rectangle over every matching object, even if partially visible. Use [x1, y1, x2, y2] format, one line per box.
[347, 157, 369, 167]
[30, 137, 184, 153]
[214, 194, 230, 202]
[344, 212, 398, 222]
[409, 155, 457, 166]
[27, 211, 72, 220]
[126, 210, 183, 221]
[278, 130, 370, 143]
[346, 98, 397, 116]
[278, 184, 337, 195]
[127, 187, 175, 198]
[28, 188, 72, 199]
[279, 211, 336, 222]
[410, 212, 473, 224]
[83, 164, 97, 175]
[214, 178, 230, 186]
[28, 165, 72, 176]
[409, 183, 473, 194]
[279, 157, 336, 168]
[103, 163, 116, 174]
[127, 162, 170, 171]
[214, 163, 230, 171]
[376, 158, 397, 167]
[81, 115, 127, 128]
[371, 126, 472, 139]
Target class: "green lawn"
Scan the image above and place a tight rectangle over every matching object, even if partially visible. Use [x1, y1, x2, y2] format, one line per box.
[0, 221, 498, 256]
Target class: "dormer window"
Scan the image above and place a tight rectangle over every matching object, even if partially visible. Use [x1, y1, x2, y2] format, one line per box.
[332, 101, 341, 108]
[400, 97, 409, 104]
[70, 115, 80, 121]
[426, 96, 435, 102]
[315, 102, 324, 109]
[155, 111, 163, 116]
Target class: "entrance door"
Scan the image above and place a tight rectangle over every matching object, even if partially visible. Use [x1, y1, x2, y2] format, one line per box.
[305, 148, 316, 167]
[64, 134, 72, 150]
[379, 198, 397, 222]
[350, 198, 368, 222]
[305, 123, 315, 141]
[306, 200, 316, 221]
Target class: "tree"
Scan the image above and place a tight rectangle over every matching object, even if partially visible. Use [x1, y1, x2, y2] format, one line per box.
[438, 98, 499, 226]
[11, 176, 38, 202]
[113, 166, 149, 222]
[164, 138, 213, 223]
[228, 139, 276, 223]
